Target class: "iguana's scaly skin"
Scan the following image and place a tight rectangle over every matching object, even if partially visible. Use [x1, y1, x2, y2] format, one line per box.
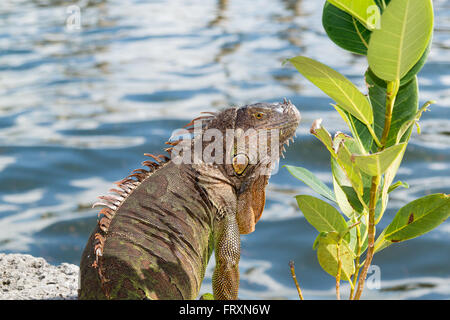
[78, 101, 300, 300]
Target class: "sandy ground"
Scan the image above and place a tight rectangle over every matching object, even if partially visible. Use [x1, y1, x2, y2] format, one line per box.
[0, 253, 79, 300]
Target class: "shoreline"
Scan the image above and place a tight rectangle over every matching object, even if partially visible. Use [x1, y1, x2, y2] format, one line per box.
[0, 253, 79, 300]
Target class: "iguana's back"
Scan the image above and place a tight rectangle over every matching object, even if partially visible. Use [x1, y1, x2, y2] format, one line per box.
[79, 162, 215, 299]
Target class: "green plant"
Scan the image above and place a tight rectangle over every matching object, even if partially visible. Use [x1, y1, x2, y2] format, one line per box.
[284, 0, 449, 300]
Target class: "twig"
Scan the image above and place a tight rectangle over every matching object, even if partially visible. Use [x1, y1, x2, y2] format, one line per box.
[349, 223, 362, 300]
[335, 245, 342, 300]
[354, 80, 400, 299]
[353, 175, 380, 299]
[380, 80, 400, 148]
[289, 261, 304, 300]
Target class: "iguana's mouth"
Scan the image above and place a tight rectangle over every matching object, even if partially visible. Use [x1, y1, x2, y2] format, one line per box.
[280, 130, 297, 159]
[277, 100, 301, 158]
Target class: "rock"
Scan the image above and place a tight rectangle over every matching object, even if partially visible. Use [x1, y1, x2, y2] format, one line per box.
[0, 253, 79, 300]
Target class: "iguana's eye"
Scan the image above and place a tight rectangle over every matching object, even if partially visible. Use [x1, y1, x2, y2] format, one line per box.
[254, 112, 264, 120]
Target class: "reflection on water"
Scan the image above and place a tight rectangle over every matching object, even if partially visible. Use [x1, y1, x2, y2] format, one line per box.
[0, 0, 449, 299]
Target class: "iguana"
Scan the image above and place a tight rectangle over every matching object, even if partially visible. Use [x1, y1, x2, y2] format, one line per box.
[78, 100, 301, 300]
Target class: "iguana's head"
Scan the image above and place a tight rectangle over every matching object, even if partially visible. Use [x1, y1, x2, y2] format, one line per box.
[233, 100, 301, 164]
[226, 100, 300, 234]
[169, 100, 300, 234]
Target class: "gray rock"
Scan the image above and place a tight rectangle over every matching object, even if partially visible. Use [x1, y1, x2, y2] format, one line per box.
[0, 253, 79, 300]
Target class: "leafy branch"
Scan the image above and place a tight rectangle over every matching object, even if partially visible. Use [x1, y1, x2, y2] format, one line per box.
[286, 0, 449, 300]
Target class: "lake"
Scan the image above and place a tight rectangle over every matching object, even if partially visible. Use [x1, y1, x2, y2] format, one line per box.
[0, 0, 449, 299]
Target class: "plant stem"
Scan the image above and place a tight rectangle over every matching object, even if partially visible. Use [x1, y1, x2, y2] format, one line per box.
[353, 80, 399, 300]
[353, 174, 380, 299]
[336, 243, 342, 300]
[380, 80, 400, 148]
[289, 261, 304, 300]
[354, 79, 400, 299]
[349, 223, 362, 299]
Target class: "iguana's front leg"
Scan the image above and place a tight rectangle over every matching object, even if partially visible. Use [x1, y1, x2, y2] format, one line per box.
[212, 213, 241, 300]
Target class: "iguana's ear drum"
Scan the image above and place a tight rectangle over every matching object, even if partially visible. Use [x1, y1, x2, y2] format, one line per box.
[232, 153, 249, 176]
[236, 175, 268, 234]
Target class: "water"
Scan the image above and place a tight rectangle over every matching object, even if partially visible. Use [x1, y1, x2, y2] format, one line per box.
[0, 0, 449, 299]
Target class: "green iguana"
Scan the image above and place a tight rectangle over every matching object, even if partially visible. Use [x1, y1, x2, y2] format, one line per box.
[78, 101, 301, 300]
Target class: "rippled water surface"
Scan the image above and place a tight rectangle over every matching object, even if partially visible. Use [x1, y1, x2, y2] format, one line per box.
[0, 0, 449, 299]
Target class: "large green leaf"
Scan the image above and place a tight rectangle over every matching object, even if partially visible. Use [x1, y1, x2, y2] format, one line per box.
[295, 195, 348, 235]
[340, 185, 383, 219]
[327, 0, 378, 29]
[322, 0, 434, 79]
[383, 194, 450, 242]
[316, 232, 355, 281]
[322, 2, 372, 55]
[358, 219, 369, 254]
[352, 143, 407, 176]
[336, 140, 364, 195]
[367, 0, 434, 81]
[368, 70, 419, 149]
[332, 152, 384, 220]
[310, 121, 366, 198]
[333, 175, 355, 218]
[285, 165, 336, 202]
[288, 56, 373, 125]
[398, 42, 431, 86]
[344, 218, 369, 255]
[334, 106, 371, 154]
[331, 157, 362, 215]
[313, 232, 328, 250]
[333, 131, 359, 153]
[374, 229, 391, 253]
[309, 119, 335, 155]
[341, 70, 418, 153]
[330, 136, 376, 214]
[309, 121, 368, 209]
